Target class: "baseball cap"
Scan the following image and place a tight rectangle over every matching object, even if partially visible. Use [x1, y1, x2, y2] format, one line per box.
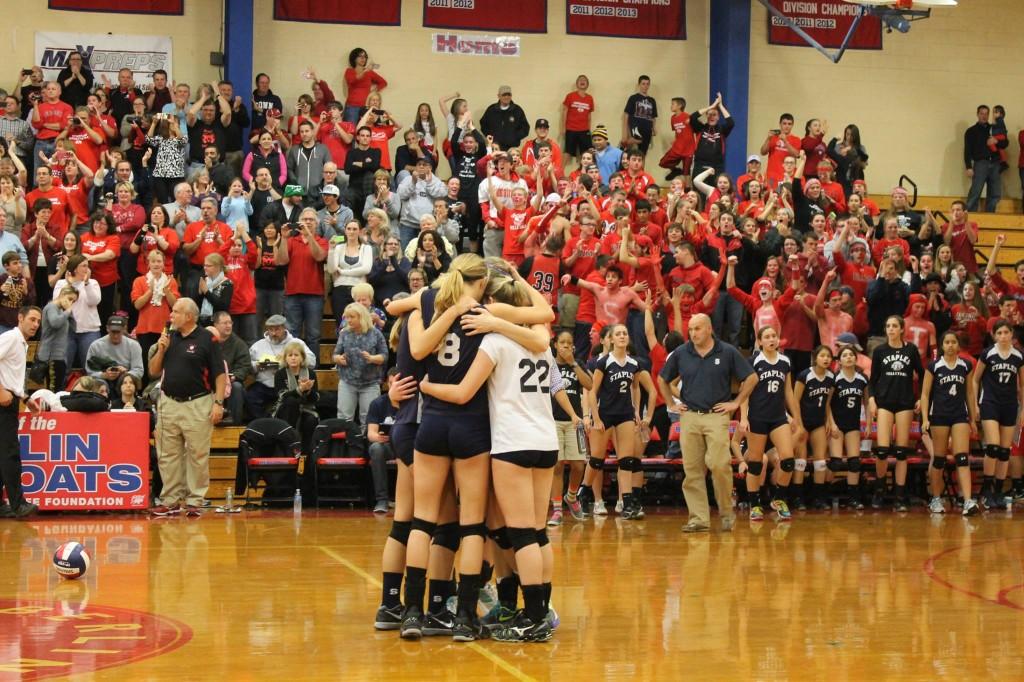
[265, 314, 287, 327]
[498, 85, 512, 96]
[544, 193, 561, 204]
[836, 332, 863, 351]
[746, 154, 761, 164]
[107, 314, 127, 330]
[535, 118, 550, 129]
[283, 184, 305, 198]
[591, 124, 609, 140]
[414, 156, 432, 166]
[320, 184, 340, 196]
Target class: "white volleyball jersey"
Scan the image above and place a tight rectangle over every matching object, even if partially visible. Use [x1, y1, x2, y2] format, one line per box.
[480, 333, 559, 454]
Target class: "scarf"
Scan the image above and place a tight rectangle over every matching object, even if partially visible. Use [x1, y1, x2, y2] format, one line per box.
[147, 271, 170, 307]
[200, 272, 226, 319]
[285, 365, 310, 394]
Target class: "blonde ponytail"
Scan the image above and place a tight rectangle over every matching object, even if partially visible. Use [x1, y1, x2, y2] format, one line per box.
[432, 253, 487, 324]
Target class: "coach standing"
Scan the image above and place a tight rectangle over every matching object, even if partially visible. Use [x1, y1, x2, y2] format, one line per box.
[657, 313, 756, 533]
[0, 306, 41, 518]
[148, 298, 225, 517]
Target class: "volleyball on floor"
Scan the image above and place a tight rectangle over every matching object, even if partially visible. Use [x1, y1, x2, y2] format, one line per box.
[52, 542, 91, 579]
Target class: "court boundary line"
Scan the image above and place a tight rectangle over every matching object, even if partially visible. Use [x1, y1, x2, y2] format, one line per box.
[316, 545, 538, 682]
[922, 535, 1024, 611]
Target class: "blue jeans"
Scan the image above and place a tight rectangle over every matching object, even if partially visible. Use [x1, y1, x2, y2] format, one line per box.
[711, 290, 743, 347]
[626, 308, 649, 362]
[337, 382, 380, 426]
[343, 105, 362, 124]
[966, 158, 1002, 212]
[67, 330, 101, 369]
[573, 321, 593, 364]
[284, 294, 324, 352]
[399, 224, 419, 252]
[32, 139, 57, 185]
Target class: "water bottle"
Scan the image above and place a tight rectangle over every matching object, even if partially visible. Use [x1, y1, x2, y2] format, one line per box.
[293, 489, 302, 515]
[225, 487, 234, 510]
[576, 422, 589, 457]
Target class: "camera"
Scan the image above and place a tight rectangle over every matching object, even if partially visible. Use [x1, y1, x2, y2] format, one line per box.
[125, 115, 140, 125]
[372, 108, 383, 116]
[71, 117, 82, 126]
[21, 69, 32, 77]
[29, 93, 41, 102]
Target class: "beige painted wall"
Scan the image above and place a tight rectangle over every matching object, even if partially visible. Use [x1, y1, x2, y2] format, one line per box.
[252, 0, 708, 169]
[1, 0, 222, 87]
[748, 0, 1024, 201]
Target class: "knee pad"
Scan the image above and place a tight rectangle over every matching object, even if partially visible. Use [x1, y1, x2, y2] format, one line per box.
[998, 446, 1012, 463]
[894, 447, 910, 462]
[431, 522, 460, 552]
[847, 456, 861, 473]
[985, 443, 1002, 459]
[955, 453, 970, 468]
[410, 517, 437, 537]
[828, 458, 845, 473]
[588, 456, 604, 471]
[535, 529, 550, 547]
[794, 459, 807, 473]
[779, 458, 796, 473]
[871, 446, 889, 460]
[459, 523, 488, 540]
[488, 526, 512, 550]
[619, 456, 641, 473]
[931, 456, 946, 470]
[506, 526, 537, 552]
[388, 520, 412, 545]
[812, 459, 828, 473]
[746, 460, 764, 477]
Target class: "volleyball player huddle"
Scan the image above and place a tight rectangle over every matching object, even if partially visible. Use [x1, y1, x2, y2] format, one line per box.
[375, 254, 577, 644]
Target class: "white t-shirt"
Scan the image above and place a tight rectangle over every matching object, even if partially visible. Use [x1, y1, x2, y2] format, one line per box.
[480, 333, 558, 454]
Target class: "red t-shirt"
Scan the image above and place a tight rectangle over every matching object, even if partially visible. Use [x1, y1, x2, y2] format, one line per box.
[832, 249, 875, 302]
[134, 227, 179, 274]
[318, 120, 355, 168]
[766, 133, 800, 185]
[66, 128, 102, 171]
[648, 343, 668, 406]
[666, 262, 716, 302]
[26, 187, 69, 232]
[284, 234, 328, 295]
[54, 178, 89, 227]
[951, 303, 986, 357]
[222, 242, 258, 314]
[944, 220, 979, 273]
[525, 253, 561, 306]
[622, 171, 655, 202]
[576, 270, 607, 324]
[562, 235, 601, 297]
[131, 274, 179, 335]
[563, 92, 595, 132]
[780, 291, 816, 351]
[668, 112, 695, 156]
[31, 101, 73, 140]
[370, 124, 397, 170]
[500, 206, 534, 262]
[183, 220, 233, 266]
[343, 68, 387, 107]
[110, 202, 146, 249]
[801, 134, 828, 178]
[81, 233, 122, 287]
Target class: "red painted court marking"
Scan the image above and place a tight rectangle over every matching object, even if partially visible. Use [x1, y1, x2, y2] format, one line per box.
[922, 537, 1024, 612]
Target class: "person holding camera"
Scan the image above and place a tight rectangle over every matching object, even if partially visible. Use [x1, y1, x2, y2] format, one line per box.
[13, 67, 44, 119]
[86, 313, 143, 392]
[56, 107, 104, 174]
[246, 314, 315, 419]
[29, 83, 73, 183]
[368, 236, 411, 308]
[145, 113, 187, 204]
[277, 207, 328, 351]
[120, 98, 149, 162]
[395, 157, 446, 249]
[358, 95, 399, 171]
[129, 205, 179, 277]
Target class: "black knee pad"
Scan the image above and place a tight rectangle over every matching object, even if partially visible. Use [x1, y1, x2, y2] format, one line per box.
[931, 456, 946, 470]
[955, 453, 969, 468]
[828, 457, 845, 473]
[746, 460, 764, 477]
[871, 446, 889, 460]
[460, 523, 488, 540]
[779, 458, 795, 473]
[431, 522, 460, 552]
[488, 526, 512, 550]
[388, 520, 412, 545]
[619, 456, 641, 473]
[506, 526, 537, 552]
[411, 517, 437, 537]
[985, 443, 1002, 459]
[535, 529, 550, 547]
[998, 446, 1012, 463]
[847, 456, 861, 473]
[588, 456, 604, 470]
[894, 447, 910, 462]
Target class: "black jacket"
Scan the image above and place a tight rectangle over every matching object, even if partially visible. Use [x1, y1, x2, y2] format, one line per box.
[480, 101, 530, 150]
[866, 276, 910, 336]
[964, 121, 1006, 168]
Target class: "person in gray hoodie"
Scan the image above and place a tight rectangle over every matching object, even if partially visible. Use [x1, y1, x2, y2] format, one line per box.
[286, 121, 332, 197]
[395, 157, 446, 250]
[245, 314, 316, 418]
[85, 314, 144, 389]
[37, 285, 77, 391]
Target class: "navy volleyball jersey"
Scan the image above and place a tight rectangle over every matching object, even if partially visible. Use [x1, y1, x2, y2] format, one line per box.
[552, 362, 584, 422]
[420, 288, 488, 417]
[748, 352, 792, 423]
[831, 370, 868, 429]
[928, 357, 971, 419]
[393, 314, 424, 426]
[796, 368, 835, 425]
[595, 353, 639, 416]
[979, 345, 1024, 407]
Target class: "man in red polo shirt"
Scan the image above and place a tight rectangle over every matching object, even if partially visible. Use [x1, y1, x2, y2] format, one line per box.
[941, 199, 979, 274]
[278, 208, 327, 351]
[59, 106, 104, 172]
[29, 81, 72, 182]
[25, 165, 68, 231]
[182, 197, 233, 297]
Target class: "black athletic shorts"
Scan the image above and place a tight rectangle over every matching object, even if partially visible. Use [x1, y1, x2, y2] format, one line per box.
[803, 418, 826, 433]
[928, 413, 968, 429]
[980, 399, 1018, 428]
[834, 416, 863, 435]
[415, 413, 491, 460]
[876, 400, 916, 415]
[391, 423, 417, 467]
[491, 449, 558, 469]
[598, 410, 635, 429]
[564, 130, 592, 158]
[748, 417, 788, 436]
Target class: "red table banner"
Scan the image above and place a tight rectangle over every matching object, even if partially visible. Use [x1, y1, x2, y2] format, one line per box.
[423, 0, 547, 33]
[766, 0, 882, 50]
[274, 0, 401, 26]
[567, 0, 686, 40]
[49, 0, 183, 13]
[20, 412, 151, 511]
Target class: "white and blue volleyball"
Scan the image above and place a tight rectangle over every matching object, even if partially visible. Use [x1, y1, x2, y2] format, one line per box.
[53, 542, 91, 579]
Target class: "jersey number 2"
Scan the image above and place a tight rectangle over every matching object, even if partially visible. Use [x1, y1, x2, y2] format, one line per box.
[519, 358, 550, 393]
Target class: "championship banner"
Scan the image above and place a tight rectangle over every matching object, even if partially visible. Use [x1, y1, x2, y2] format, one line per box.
[274, 0, 401, 25]
[567, 0, 686, 40]
[20, 412, 150, 511]
[766, 0, 882, 50]
[432, 32, 521, 57]
[48, 0, 183, 13]
[423, 0, 547, 33]
[35, 31, 173, 87]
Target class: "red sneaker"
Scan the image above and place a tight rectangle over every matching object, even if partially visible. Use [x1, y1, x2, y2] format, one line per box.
[185, 506, 202, 518]
[150, 504, 181, 517]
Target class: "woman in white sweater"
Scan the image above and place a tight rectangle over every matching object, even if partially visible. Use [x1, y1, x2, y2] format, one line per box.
[52, 254, 102, 370]
[326, 219, 373, 326]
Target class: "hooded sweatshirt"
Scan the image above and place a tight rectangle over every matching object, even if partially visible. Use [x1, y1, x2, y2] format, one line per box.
[249, 331, 316, 387]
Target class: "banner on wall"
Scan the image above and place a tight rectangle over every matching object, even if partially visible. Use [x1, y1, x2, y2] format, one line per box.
[566, 0, 686, 40]
[19, 412, 151, 511]
[48, 0, 182, 13]
[34, 31, 173, 87]
[432, 32, 521, 57]
[274, 0, 401, 25]
[766, 0, 882, 50]
[424, 0, 546, 33]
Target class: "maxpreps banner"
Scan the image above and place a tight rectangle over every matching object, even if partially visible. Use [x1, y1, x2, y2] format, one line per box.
[20, 412, 150, 511]
[567, 0, 686, 40]
[424, 0, 547, 33]
[35, 31, 173, 88]
[767, 0, 882, 50]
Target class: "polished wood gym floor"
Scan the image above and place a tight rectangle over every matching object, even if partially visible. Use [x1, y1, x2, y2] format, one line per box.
[2, 507, 1023, 680]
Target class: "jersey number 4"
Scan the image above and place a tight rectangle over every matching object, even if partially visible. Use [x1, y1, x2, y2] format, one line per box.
[519, 358, 550, 393]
